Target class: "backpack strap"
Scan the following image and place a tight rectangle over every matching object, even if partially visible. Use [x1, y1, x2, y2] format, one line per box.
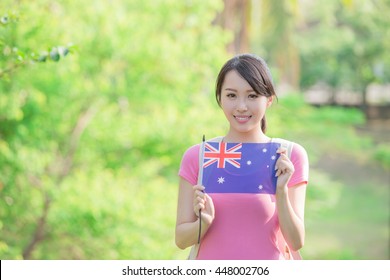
[206, 136, 224, 142]
[270, 138, 293, 158]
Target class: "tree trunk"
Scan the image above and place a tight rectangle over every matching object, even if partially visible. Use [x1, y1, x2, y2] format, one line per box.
[215, 0, 251, 54]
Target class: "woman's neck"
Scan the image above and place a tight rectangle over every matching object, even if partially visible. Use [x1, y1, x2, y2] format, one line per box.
[223, 129, 271, 143]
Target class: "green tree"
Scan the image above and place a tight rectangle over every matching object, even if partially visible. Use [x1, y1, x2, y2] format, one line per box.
[0, 0, 229, 259]
[298, 0, 390, 103]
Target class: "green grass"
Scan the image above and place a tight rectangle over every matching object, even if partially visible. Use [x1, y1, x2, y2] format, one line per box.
[303, 167, 389, 260]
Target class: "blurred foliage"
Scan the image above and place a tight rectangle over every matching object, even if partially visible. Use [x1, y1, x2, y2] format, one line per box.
[297, 0, 390, 93]
[373, 143, 390, 169]
[0, 0, 229, 259]
[0, 0, 388, 260]
[0, 9, 73, 81]
[251, 0, 390, 97]
[267, 94, 370, 162]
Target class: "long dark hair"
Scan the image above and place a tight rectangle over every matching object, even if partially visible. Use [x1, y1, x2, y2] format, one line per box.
[215, 54, 277, 133]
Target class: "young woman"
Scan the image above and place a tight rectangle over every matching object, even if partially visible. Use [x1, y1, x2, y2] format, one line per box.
[175, 54, 309, 260]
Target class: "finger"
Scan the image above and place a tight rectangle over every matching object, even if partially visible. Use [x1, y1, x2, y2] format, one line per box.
[277, 147, 287, 154]
[275, 160, 284, 171]
[194, 205, 203, 216]
[204, 194, 214, 210]
[277, 153, 289, 162]
[193, 184, 205, 191]
[195, 190, 205, 199]
[193, 185, 204, 190]
[275, 154, 290, 169]
[193, 196, 204, 207]
[197, 201, 205, 211]
[194, 200, 205, 213]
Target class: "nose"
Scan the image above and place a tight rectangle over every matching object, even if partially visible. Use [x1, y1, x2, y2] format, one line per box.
[236, 97, 248, 112]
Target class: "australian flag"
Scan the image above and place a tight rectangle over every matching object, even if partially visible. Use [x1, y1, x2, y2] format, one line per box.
[202, 142, 281, 194]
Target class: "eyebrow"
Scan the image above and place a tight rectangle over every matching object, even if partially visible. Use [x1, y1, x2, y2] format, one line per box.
[223, 88, 256, 93]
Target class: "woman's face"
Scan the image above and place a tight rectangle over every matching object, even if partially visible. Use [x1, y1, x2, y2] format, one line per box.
[220, 70, 272, 137]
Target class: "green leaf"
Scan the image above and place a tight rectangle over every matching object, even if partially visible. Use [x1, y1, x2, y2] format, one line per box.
[49, 48, 60, 62]
[1, 16, 9, 25]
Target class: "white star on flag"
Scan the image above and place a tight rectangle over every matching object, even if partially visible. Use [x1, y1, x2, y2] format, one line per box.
[217, 177, 225, 184]
[262, 148, 267, 153]
[258, 185, 263, 190]
[271, 155, 276, 160]
[247, 160, 252, 165]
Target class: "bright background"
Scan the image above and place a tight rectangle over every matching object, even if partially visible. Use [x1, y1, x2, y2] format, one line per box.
[1, 0, 389, 260]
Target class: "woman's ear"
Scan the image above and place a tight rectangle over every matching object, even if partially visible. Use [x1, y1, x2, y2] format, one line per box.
[266, 96, 274, 108]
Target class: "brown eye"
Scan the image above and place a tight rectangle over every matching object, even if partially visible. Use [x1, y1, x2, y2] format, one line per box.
[226, 93, 236, 98]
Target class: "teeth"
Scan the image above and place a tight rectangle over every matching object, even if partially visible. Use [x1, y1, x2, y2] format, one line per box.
[235, 116, 250, 121]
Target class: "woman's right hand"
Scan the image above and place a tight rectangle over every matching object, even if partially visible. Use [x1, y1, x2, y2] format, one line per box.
[193, 184, 215, 226]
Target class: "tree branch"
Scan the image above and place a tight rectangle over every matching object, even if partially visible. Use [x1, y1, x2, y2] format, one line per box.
[22, 193, 51, 259]
[22, 101, 100, 259]
[0, 61, 28, 79]
[61, 102, 100, 177]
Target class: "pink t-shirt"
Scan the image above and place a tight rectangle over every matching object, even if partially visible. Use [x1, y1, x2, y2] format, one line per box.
[178, 140, 309, 260]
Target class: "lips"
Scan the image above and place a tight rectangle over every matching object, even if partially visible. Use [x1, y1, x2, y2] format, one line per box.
[234, 115, 252, 123]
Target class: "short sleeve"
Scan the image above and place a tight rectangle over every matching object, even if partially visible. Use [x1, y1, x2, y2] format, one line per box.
[288, 142, 309, 188]
[178, 144, 200, 186]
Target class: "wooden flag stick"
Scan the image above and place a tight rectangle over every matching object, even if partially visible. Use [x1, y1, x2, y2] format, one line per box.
[197, 135, 205, 244]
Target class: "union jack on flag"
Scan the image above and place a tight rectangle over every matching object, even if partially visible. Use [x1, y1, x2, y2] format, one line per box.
[201, 142, 281, 194]
[203, 142, 242, 169]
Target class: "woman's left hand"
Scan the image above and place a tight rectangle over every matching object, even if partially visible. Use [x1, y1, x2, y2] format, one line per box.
[275, 147, 295, 191]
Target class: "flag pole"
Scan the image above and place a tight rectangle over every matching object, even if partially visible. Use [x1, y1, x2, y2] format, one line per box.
[197, 135, 205, 244]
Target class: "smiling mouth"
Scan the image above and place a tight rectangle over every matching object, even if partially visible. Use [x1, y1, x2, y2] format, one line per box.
[234, 115, 252, 122]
